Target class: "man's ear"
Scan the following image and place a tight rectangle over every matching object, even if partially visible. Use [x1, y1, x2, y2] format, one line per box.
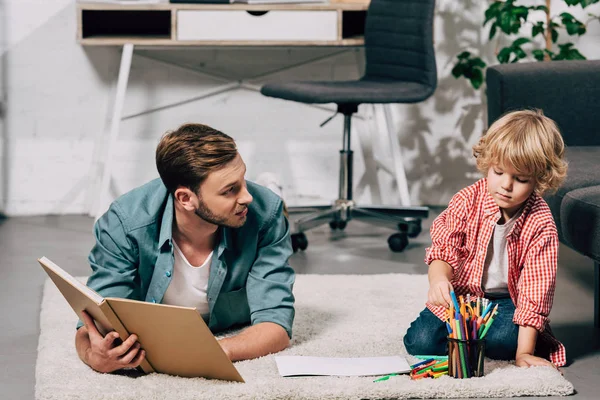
[174, 187, 197, 211]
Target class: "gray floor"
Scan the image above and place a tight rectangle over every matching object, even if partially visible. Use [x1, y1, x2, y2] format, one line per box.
[1, 212, 599, 399]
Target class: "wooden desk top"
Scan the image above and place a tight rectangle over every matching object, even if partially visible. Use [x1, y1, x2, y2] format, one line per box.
[77, 1, 370, 11]
[77, 1, 371, 46]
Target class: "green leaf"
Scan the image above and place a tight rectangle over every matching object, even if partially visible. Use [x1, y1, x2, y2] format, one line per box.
[471, 58, 487, 69]
[497, 47, 512, 63]
[560, 12, 586, 35]
[553, 42, 587, 60]
[532, 22, 545, 38]
[514, 47, 527, 59]
[560, 12, 576, 19]
[499, 12, 515, 34]
[457, 51, 471, 60]
[532, 49, 545, 61]
[552, 28, 559, 42]
[566, 22, 586, 35]
[512, 6, 529, 18]
[582, 0, 600, 8]
[513, 37, 531, 47]
[469, 69, 484, 90]
[451, 63, 465, 78]
[568, 50, 587, 60]
[451, 53, 487, 90]
[565, 22, 578, 34]
[489, 22, 498, 40]
[535, 5, 549, 12]
[484, 2, 502, 25]
[572, 0, 599, 7]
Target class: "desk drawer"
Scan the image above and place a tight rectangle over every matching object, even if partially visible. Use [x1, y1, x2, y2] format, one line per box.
[177, 10, 338, 42]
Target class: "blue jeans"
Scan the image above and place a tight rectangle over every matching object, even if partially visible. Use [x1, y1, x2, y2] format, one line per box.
[403, 297, 519, 360]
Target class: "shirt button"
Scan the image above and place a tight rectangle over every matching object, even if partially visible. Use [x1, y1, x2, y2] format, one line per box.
[166, 271, 171, 277]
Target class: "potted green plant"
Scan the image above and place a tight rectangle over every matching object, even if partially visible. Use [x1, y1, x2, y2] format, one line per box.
[452, 0, 600, 89]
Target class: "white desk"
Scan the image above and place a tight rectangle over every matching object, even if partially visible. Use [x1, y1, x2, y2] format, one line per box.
[78, 1, 412, 218]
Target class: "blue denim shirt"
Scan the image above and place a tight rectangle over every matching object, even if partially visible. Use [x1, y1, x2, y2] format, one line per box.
[81, 178, 295, 337]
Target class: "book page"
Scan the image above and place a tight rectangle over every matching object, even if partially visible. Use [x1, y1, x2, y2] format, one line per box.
[275, 356, 411, 377]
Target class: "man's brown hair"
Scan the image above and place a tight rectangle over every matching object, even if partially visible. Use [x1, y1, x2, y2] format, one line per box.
[156, 123, 237, 195]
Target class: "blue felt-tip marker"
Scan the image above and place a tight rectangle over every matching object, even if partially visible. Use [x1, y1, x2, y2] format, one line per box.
[481, 302, 494, 320]
[450, 291, 460, 311]
[410, 358, 435, 369]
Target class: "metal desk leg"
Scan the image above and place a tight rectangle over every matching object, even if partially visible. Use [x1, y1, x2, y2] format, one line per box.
[94, 43, 134, 219]
[595, 261, 599, 328]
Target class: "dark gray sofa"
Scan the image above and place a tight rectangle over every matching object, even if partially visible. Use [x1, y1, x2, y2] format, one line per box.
[486, 60, 600, 327]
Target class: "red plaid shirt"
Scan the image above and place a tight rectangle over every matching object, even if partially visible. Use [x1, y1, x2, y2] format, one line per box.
[425, 178, 566, 366]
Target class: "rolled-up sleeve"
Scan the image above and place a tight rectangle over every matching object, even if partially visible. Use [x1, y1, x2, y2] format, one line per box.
[514, 234, 558, 331]
[246, 199, 295, 338]
[425, 193, 469, 270]
[76, 204, 140, 329]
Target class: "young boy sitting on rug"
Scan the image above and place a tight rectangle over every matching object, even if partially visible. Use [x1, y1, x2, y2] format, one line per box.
[403, 109, 568, 368]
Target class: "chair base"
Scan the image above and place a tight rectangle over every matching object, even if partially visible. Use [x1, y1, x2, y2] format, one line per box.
[288, 201, 428, 252]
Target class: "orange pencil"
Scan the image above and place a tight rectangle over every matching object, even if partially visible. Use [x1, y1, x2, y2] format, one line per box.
[484, 304, 499, 324]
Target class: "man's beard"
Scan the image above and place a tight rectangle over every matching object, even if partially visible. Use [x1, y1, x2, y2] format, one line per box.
[194, 198, 247, 229]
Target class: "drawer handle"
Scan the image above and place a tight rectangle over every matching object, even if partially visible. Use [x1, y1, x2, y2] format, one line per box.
[246, 11, 269, 17]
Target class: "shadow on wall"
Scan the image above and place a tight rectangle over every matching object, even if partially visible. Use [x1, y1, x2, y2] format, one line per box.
[398, 0, 490, 205]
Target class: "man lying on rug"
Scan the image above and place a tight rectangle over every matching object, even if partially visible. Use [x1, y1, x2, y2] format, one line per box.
[403, 110, 567, 368]
[75, 123, 295, 373]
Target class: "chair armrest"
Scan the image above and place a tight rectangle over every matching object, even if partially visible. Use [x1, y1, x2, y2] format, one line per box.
[486, 60, 600, 146]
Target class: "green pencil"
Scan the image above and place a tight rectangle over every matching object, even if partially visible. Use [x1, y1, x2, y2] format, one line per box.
[480, 312, 497, 338]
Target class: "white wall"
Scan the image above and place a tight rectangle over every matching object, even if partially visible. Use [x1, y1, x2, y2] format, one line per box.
[0, 0, 598, 216]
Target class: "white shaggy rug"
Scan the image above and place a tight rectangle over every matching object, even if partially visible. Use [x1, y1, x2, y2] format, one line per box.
[36, 274, 574, 399]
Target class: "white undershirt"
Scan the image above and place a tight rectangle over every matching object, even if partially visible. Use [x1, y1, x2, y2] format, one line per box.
[481, 212, 520, 295]
[162, 241, 212, 321]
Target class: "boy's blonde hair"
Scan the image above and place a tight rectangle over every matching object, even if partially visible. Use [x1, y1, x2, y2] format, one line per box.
[473, 109, 567, 195]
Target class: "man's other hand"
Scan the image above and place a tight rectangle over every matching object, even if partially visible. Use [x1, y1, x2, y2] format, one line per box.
[78, 311, 146, 373]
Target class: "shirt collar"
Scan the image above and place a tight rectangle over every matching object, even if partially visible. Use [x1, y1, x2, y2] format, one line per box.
[481, 178, 536, 237]
[216, 225, 232, 258]
[158, 194, 233, 255]
[159, 194, 175, 250]
[482, 183, 499, 217]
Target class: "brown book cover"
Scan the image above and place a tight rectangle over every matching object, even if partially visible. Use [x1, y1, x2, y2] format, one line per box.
[38, 256, 244, 382]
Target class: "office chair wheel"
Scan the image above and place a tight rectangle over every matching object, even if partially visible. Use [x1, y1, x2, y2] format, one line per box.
[329, 220, 347, 231]
[291, 232, 308, 252]
[406, 219, 422, 238]
[388, 232, 409, 252]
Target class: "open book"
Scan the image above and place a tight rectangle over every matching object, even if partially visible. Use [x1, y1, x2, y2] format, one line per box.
[38, 256, 244, 382]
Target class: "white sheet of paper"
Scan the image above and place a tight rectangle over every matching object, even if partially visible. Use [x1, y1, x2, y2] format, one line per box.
[275, 356, 411, 377]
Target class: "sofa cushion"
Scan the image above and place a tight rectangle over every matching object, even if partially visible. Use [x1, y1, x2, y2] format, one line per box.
[544, 146, 600, 233]
[559, 185, 600, 262]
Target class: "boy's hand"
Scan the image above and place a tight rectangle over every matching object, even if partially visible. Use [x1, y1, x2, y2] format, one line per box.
[516, 353, 558, 370]
[428, 279, 454, 308]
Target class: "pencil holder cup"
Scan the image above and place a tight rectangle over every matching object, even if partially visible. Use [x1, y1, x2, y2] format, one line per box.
[447, 337, 485, 378]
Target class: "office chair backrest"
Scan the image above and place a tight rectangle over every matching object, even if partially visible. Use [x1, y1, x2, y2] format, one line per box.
[364, 0, 436, 89]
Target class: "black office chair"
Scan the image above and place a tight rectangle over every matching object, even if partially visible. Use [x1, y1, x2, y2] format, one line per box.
[261, 0, 437, 253]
